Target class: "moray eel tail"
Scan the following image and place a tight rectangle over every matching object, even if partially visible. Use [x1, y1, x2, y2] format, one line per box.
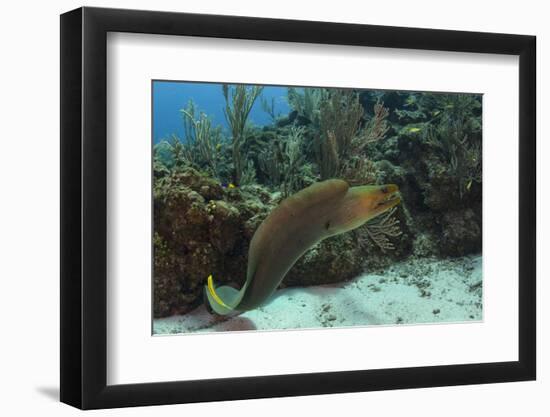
[205, 275, 242, 315]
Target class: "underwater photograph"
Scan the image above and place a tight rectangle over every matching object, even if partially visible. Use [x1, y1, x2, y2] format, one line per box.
[152, 81, 483, 335]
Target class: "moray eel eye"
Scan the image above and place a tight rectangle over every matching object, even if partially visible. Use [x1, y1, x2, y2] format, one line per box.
[373, 184, 400, 210]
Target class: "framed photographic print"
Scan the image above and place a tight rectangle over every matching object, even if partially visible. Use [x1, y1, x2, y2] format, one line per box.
[60, 6, 536, 409]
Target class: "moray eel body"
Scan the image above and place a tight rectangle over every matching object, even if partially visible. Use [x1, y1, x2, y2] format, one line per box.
[205, 180, 401, 315]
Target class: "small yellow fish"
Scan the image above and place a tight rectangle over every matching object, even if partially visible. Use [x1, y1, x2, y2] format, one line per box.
[407, 127, 421, 133]
[466, 180, 473, 191]
[228, 183, 236, 189]
[216, 143, 222, 151]
[432, 110, 441, 117]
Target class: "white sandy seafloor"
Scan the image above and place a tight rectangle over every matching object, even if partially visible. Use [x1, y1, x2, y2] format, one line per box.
[153, 255, 482, 335]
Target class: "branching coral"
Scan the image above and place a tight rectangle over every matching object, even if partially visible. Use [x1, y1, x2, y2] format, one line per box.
[314, 89, 389, 182]
[340, 157, 379, 186]
[424, 94, 482, 198]
[287, 87, 328, 127]
[260, 95, 280, 123]
[316, 90, 363, 177]
[222, 84, 264, 184]
[258, 126, 311, 197]
[360, 102, 391, 146]
[165, 135, 186, 169]
[363, 207, 403, 252]
[157, 100, 226, 180]
[240, 159, 257, 186]
[177, 100, 225, 178]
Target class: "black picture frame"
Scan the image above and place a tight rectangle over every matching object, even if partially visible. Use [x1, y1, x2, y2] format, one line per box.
[60, 6, 536, 410]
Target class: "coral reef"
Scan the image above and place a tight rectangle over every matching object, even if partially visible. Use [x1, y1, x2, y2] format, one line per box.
[153, 167, 409, 317]
[153, 84, 483, 318]
[153, 167, 263, 317]
[363, 90, 483, 258]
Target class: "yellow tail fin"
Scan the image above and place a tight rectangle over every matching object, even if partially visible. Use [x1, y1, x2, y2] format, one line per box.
[206, 274, 231, 310]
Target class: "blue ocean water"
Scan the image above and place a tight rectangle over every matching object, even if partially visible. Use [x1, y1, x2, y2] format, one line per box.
[152, 81, 290, 143]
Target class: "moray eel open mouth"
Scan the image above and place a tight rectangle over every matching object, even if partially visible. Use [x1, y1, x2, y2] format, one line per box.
[374, 185, 401, 211]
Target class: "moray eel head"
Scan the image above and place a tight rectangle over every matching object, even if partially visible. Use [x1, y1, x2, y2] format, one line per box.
[325, 184, 401, 236]
[361, 183, 401, 220]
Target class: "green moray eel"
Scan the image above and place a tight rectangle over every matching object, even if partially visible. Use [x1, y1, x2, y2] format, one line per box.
[205, 180, 401, 315]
